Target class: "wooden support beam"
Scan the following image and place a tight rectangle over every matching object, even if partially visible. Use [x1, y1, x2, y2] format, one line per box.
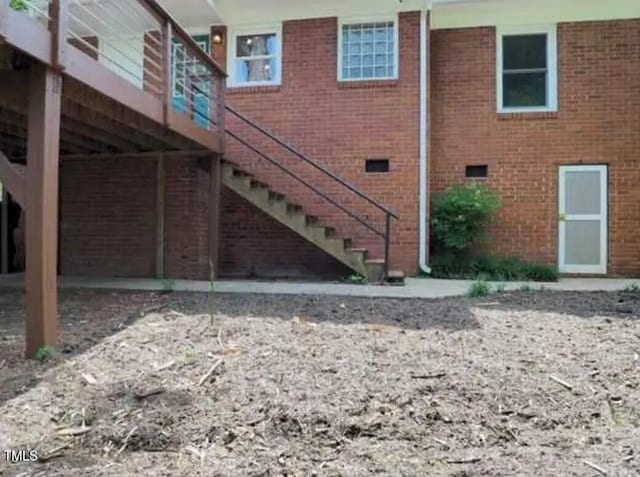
[0, 107, 99, 154]
[209, 155, 222, 276]
[155, 155, 165, 279]
[1, 187, 8, 274]
[25, 65, 62, 358]
[0, 150, 26, 207]
[49, 0, 69, 71]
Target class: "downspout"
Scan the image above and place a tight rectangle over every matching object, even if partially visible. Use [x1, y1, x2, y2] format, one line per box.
[418, 4, 431, 274]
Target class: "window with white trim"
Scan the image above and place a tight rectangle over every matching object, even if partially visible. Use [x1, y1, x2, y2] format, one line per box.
[497, 25, 557, 112]
[230, 27, 281, 86]
[339, 18, 398, 81]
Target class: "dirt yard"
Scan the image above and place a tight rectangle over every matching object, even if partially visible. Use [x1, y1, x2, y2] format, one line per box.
[0, 288, 638, 477]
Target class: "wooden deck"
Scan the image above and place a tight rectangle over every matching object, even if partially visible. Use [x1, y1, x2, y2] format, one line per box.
[0, 1, 225, 156]
[0, 0, 226, 357]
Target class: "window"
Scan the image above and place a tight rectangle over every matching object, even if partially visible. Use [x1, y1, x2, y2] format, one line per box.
[497, 25, 557, 112]
[172, 35, 210, 99]
[339, 17, 398, 81]
[230, 27, 281, 86]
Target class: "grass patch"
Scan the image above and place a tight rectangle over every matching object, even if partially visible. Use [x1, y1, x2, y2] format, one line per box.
[35, 345, 57, 363]
[346, 274, 368, 285]
[467, 280, 491, 298]
[430, 254, 558, 282]
[623, 283, 640, 294]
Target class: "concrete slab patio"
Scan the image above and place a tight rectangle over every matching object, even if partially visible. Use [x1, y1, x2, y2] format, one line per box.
[0, 273, 638, 299]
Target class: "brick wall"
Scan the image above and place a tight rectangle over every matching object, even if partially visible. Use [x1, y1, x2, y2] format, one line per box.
[163, 157, 210, 279]
[430, 19, 640, 275]
[59, 155, 348, 280]
[60, 157, 157, 277]
[220, 188, 351, 278]
[224, 13, 421, 275]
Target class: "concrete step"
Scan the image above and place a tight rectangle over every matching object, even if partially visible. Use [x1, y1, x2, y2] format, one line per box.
[365, 258, 385, 282]
[386, 270, 406, 286]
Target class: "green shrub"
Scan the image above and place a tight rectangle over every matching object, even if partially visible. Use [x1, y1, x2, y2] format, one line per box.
[430, 254, 558, 282]
[346, 273, 368, 285]
[623, 283, 640, 294]
[431, 183, 499, 253]
[467, 280, 491, 298]
[160, 278, 176, 294]
[10, 0, 28, 11]
[35, 345, 57, 362]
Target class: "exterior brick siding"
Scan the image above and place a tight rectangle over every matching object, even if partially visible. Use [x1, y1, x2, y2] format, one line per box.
[58, 155, 349, 279]
[220, 188, 351, 279]
[56, 16, 640, 280]
[224, 13, 421, 275]
[60, 157, 157, 277]
[430, 19, 640, 275]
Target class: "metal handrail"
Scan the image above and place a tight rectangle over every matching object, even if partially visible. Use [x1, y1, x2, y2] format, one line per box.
[226, 105, 398, 219]
[224, 105, 399, 279]
[225, 129, 386, 238]
[188, 78, 399, 278]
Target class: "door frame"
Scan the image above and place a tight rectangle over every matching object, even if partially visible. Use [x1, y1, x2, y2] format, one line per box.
[558, 165, 608, 274]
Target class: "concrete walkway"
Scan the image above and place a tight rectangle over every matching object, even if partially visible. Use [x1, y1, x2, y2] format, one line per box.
[0, 273, 638, 299]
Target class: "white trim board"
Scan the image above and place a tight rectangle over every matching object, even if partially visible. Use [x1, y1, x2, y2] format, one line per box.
[184, 0, 638, 30]
[431, 0, 639, 30]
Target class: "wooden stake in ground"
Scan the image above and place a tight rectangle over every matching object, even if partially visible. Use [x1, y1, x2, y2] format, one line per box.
[197, 358, 223, 386]
[549, 375, 573, 391]
[583, 460, 607, 475]
[116, 426, 139, 456]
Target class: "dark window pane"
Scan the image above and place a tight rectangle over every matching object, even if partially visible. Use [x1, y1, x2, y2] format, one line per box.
[236, 34, 277, 58]
[503, 34, 546, 70]
[503, 72, 546, 107]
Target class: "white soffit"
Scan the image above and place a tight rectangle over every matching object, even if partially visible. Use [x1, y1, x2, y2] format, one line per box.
[431, 0, 640, 29]
[157, 0, 222, 27]
[165, 0, 639, 30]
[212, 0, 427, 26]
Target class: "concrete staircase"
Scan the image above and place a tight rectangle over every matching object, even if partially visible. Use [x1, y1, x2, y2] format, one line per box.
[222, 159, 387, 281]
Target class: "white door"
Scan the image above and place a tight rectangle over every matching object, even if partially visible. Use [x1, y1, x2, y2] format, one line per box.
[558, 165, 608, 274]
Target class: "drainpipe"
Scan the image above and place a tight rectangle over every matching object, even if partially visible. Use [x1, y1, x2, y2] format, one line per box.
[418, 4, 431, 274]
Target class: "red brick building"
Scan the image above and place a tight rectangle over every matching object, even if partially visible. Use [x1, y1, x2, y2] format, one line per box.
[4, 0, 638, 282]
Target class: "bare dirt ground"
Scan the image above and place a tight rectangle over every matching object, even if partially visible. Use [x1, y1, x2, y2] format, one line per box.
[0, 288, 639, 477]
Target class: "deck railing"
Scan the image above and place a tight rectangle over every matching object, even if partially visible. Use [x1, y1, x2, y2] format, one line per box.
[6, 0, 226, 133]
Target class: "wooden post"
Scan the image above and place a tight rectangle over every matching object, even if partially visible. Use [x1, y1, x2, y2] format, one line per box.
[25, 65, 62, 358]
[209, 155, 221, 276]
[155, 155, 165, 279]
[1, 188, 8, 274]
[50, 0, 69, 70]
